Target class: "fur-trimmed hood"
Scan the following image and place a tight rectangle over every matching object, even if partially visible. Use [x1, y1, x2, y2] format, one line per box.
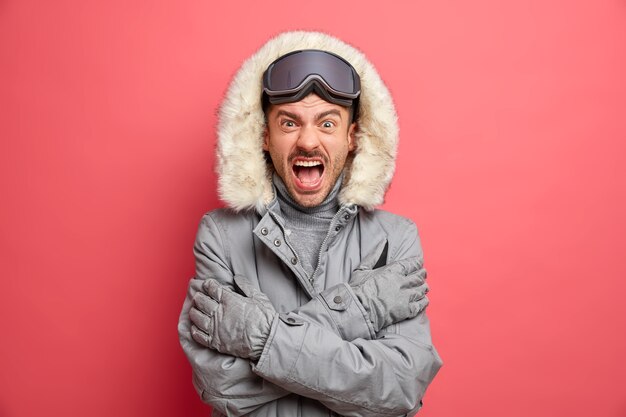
[217, 31, 399, 212]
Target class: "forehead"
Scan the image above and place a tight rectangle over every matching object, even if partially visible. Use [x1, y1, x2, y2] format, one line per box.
[267, 93, 349, 119]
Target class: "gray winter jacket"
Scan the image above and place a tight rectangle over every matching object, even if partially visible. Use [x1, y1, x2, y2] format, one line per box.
[178, 31, 442, 416]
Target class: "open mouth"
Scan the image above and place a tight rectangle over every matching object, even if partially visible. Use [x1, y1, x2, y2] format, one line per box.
[292, 159, 325, 190]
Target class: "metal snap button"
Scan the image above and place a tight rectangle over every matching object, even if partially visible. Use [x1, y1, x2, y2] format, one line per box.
[291, 257, 297, 265]
[344, 214, 350, 220]
[261, 227, 268, 235]
[287, 317, 296, 324]
[273, 239, 281, 247]
[333, 296, 342, 304]
[335, 225, 342, 231]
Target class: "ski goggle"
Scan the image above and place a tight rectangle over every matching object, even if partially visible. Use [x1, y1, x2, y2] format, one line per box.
[262, 49, 361, 108]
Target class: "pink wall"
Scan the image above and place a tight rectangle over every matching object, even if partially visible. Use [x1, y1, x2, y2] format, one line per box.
[1, 1, 625, 416]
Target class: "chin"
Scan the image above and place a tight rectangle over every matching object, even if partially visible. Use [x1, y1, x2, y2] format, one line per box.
[291, 189, 327, 208]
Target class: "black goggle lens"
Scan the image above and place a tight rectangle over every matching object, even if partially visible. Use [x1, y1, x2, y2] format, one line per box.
[264, 50, 360, 97]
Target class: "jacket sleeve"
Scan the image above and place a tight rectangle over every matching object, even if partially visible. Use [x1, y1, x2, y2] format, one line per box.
[252, 220, 443, 417]
[178, 214, 290, 416]
[290, 281, 377, 341]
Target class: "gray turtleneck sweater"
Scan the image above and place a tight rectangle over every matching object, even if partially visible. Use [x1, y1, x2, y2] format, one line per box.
[273, 173, 343, 277]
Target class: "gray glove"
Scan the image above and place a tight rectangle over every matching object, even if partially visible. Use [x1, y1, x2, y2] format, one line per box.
[350, 241, 430, 333]
[189, 275, 276, 361]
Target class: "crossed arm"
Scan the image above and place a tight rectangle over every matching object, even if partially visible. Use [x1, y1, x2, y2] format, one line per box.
[178, 214, 442, 416]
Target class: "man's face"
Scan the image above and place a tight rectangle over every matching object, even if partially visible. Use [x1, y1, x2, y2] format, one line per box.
[263, 93, 356, 208]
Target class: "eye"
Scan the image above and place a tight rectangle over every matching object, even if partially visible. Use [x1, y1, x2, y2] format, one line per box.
[283, 120, 295, 127]
[322, 121, 334, 128]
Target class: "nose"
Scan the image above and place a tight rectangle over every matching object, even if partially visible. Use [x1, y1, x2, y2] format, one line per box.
[296, 125, 321, 151]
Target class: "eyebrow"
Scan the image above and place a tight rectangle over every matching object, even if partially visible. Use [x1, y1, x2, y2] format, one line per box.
[274, 109, 343, 123]
[275, 110, 302, 123]
[315, 109, 342, 121]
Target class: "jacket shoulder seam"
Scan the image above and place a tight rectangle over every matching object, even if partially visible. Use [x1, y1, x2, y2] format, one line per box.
[203, 211, 233, 270]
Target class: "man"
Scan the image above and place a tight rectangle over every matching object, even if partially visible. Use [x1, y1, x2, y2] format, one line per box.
[178, 31, 442, 417]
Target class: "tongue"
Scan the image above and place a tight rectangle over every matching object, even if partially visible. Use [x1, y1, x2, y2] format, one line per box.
[296, 166, 322, 184]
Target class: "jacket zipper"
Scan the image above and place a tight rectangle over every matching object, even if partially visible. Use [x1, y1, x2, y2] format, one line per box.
[266, 209, 314, 287]
[267, 205, 352, 290]
[309, 207, 347, 286]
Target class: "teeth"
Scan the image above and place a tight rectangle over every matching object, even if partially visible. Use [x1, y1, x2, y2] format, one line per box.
[294, 160, 322, 167]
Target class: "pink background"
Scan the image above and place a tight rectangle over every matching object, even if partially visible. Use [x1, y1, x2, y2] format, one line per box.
[1, 1, 625, 416]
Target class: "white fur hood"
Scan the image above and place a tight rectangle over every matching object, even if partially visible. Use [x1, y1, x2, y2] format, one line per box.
[216, 31, 399, 212]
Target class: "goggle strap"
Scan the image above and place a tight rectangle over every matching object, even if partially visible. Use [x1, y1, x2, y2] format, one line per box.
[265, 79, 354, 107]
